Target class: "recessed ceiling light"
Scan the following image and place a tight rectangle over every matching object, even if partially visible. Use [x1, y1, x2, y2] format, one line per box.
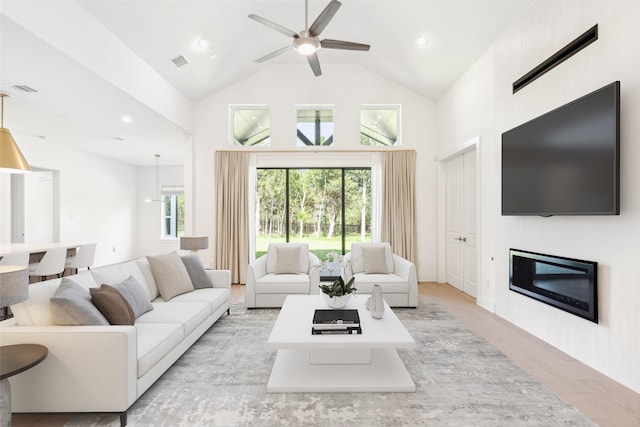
[415, 36, 430, 48]
[196, 39, 209, 49]
[121, 115, 132, 123]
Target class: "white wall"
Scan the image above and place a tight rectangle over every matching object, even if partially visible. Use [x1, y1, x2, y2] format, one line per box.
[437, 1, 640, 392]
[0, 134, 139, 266]
[192, 64, 437, 277]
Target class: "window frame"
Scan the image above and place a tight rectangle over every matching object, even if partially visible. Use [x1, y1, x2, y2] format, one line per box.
[360, 104, 401, 146]
[294, 105, 335, 147]
[229, 104, 271, 147]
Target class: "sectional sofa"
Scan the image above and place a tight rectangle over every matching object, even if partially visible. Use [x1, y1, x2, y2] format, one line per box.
[0, 253, 230, 426]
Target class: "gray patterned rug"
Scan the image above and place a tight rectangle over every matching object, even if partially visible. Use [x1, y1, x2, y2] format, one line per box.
[67, 302, 596, 426]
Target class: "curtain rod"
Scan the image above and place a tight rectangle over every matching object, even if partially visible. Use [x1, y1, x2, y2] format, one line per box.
[215, 149, 416, 154]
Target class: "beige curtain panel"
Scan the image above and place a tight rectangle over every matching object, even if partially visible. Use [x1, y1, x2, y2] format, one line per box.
[381, 151, 417, 264]
[215, 151, 249, 284]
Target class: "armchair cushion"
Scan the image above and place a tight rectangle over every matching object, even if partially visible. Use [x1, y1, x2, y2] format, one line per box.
[275, 246, 301, 274]
[362, 245, 391, 274]
[350, 243, 394, 274]
[266, 243, 309, 274]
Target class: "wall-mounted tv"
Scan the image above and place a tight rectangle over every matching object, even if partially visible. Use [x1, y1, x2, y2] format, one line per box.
[502, 81, 620, 216]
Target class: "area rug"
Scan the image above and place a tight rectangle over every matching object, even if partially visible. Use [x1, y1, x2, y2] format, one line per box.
[66, 302, 596, 426]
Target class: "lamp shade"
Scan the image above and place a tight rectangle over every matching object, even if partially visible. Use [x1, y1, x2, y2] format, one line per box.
[0, 128, 30, 173]
[180, 236, 209, 252]
[0, 265, 29, 309]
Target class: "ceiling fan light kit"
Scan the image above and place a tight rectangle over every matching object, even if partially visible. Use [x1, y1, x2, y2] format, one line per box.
[249, 0, 370, 77]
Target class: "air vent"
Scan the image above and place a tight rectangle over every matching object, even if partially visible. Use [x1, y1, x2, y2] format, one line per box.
[171, 55, 190, 68]
[513, 25, 598, 93]
[12, 85, 38, 93]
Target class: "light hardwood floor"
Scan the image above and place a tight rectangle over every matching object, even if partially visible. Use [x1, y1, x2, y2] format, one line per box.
[13, 282, 640, 426]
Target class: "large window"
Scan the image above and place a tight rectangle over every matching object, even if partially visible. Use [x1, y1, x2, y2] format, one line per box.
[255, 168, 371, 260]
[161, 185, 184, 239]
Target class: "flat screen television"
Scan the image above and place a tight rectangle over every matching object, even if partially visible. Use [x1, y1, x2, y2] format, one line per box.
[502, 81, 620, 216]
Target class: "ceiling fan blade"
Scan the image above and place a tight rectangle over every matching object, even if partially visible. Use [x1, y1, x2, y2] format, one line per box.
[308, 0, 342, 37]
[320, 39, 370, 51]
[255, 45, 292, 63]
[248, 14, 298, 38]
[306, 52, 322, 77]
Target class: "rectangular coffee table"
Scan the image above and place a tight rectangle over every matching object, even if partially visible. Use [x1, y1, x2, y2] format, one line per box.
[266, 294, 416, 392]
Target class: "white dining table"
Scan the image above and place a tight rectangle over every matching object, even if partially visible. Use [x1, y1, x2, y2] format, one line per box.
[0, 242, 90, 258]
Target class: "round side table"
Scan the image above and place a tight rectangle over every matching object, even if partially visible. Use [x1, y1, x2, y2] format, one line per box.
[0, 344, 48, 427]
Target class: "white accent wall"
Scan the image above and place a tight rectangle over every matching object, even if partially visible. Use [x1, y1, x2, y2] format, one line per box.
[437, 1, 640, 393]
[191, 64, 437, 278]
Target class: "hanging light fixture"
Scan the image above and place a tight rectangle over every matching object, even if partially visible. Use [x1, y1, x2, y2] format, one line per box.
[0, 92, 30, 173]
[144, 154, 163, 203]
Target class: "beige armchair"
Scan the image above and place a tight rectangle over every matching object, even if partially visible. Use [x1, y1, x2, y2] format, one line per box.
[245, 243, 321, 308]
[343, 242, 418, 307]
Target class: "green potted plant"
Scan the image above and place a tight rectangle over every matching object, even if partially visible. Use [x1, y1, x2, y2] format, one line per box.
[319, 276, 356, 308]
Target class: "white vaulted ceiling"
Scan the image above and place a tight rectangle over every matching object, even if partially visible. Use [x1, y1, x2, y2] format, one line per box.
[0, 0, 533, 165]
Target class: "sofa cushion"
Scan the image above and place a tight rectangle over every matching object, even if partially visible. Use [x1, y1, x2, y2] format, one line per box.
[90, 284, 135, 325]
[181, 255, 213, 289]
[147, 252, 194, 301]
[135, 323, 184, 378]
[50, 278, 109, 326]
[91, 260, 154, 301]
[266, 243, 309, 274]
[362, 245, 390, 274]
[275, 245, 301, 274]
[169, 288, 230, 314]
[136, 301, 210, 337]
[135, 258, 160, 300]
[112, 275, 154, 318]
[350, 243, 394, 274]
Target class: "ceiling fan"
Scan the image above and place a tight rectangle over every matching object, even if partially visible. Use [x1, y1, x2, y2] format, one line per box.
[249, 0, 370, 77]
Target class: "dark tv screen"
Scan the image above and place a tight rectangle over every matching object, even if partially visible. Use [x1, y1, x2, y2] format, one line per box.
[502, 81, 620, 216]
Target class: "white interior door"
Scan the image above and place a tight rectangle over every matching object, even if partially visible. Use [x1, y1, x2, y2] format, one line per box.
[445, 149, 477, 297]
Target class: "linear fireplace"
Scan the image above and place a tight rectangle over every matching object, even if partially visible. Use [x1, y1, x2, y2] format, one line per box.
[509, 249, 598, 323]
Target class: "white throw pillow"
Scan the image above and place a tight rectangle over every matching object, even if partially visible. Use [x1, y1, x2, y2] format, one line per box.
[350, 243, 394, 274]
[362, 245, 390, 274]
[147, 252, 194, 301]
[275, 246, 301, 274]
[266, 243, 309, 274]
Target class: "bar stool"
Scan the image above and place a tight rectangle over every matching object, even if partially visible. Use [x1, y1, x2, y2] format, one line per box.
[0, 252, 29, 267]
[28, 247, 67, 281]
[64, 243, 97, 276]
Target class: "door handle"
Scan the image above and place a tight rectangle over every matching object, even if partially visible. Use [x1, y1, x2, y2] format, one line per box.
[454, 236, 467, 242]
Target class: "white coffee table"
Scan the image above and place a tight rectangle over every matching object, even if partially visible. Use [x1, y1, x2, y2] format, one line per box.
[266, 294, 416, 392]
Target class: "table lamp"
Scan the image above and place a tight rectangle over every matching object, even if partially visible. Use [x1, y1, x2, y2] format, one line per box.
[180, 236, 209, 254]
[0, 265, 28, 320]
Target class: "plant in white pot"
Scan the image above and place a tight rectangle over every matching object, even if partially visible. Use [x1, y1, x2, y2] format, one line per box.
[319, 276, 356, 309]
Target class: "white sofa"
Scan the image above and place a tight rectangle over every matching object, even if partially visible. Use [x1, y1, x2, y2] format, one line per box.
[343, 242, 418, 307]
[0, 256, 230, 426]
[245, 243, 321, 308]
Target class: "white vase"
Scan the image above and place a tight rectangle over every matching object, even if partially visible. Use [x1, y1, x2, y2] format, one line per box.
[367, 284, 385, 319]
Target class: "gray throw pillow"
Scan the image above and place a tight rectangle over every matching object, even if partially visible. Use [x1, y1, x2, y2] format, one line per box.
[181, 255, 213, 289]
[50, 277, 109, 326]
[113, 275, 154, 318]
[147, 251, 194, 301]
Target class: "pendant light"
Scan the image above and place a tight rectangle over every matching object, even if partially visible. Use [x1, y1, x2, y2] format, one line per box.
[0, 92, 30, 173]
[144, 154, 163, 203]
